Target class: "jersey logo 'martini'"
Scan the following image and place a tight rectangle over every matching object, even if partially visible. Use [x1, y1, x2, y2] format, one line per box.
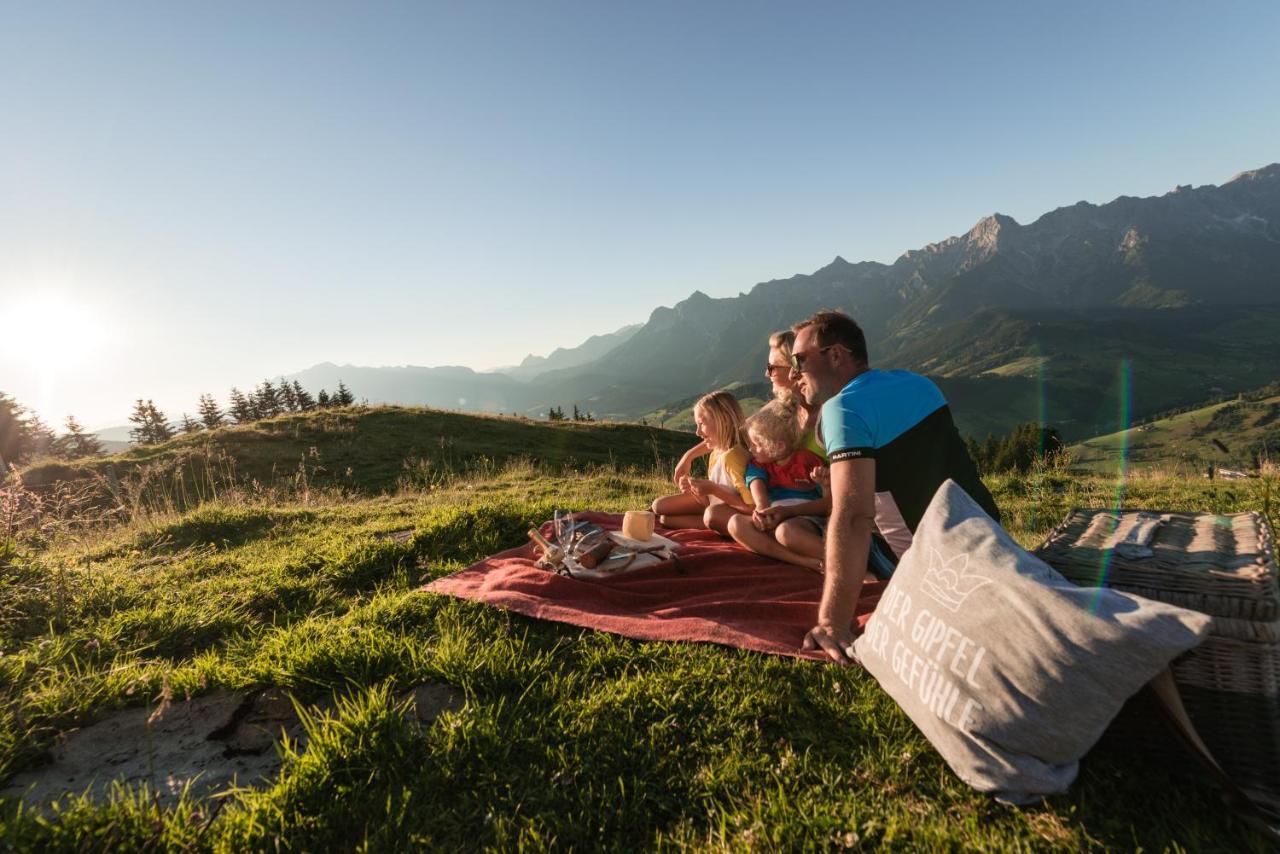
[920, 548, 992, 612]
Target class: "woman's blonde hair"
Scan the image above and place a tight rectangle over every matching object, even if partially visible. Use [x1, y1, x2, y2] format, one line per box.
[767, 329, 799, 409]
[743, 400, 801, 463]
[768, 329, 795, 360]
[694, 390, 747, 452]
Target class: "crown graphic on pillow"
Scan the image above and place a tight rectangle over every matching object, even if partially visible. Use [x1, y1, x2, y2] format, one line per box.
[920, 548, 993, 612]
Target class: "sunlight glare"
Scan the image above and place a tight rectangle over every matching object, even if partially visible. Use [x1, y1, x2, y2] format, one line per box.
[1, 291, 109, 372]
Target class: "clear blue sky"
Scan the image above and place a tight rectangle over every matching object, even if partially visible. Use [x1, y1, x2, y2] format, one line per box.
[2, 1, 1278, 428]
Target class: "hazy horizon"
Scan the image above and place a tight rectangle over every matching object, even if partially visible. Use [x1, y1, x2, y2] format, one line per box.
[3, 2, 1279, 430]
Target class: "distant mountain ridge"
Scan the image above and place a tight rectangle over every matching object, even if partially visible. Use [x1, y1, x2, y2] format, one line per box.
[283, 163, 1280, 440]
[493, 324, 642, 381]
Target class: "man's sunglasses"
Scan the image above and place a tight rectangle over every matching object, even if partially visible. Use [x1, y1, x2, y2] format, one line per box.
[788, 345, 841, 372]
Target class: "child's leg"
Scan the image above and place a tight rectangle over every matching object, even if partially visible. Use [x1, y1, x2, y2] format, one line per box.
[652, 493, 707, 530]
[775, 518, 825, 563]
[702, 500, 745, 536]
[726, 514, 823, 571]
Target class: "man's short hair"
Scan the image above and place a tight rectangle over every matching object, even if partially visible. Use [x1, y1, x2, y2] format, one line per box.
[793, 309, 869, 366]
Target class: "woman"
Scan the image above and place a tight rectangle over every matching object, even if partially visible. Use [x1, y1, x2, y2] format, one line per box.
[764, 329, 825, 459]
[752, 329, 831, 564]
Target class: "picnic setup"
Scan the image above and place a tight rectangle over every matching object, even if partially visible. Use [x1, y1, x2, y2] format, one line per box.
[423, 482, 1280, 836]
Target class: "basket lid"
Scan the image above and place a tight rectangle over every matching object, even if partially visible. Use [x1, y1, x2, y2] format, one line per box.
[1035, 510, 1279, 621]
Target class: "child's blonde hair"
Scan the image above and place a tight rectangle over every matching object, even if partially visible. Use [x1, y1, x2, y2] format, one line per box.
[694, 390, 747, 452]
[743, 400, 801, 463]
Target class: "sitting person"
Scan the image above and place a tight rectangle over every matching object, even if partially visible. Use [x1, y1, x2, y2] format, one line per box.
[727, 401, 830, 571]
[652, 391, 754, 534]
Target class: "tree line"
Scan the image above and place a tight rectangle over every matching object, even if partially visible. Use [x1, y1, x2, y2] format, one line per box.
[964, 422, 1066, 475]
[546, 404, 594, 422]
[0, 379, 356, 468]
[129, 379, 356, 445]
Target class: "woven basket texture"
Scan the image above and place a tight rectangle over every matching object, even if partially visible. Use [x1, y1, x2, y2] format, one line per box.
[1036, 509, 1279, 809]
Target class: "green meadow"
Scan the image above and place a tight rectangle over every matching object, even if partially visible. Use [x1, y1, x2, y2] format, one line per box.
[1072, 392, 1280, 475]
[1, 407, 1276, 849]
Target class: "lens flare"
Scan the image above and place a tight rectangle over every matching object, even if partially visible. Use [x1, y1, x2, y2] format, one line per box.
[1091, 358, 1132, 612]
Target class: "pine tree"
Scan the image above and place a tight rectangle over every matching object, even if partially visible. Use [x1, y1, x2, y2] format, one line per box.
[317, 389, 331, 407]
[0, 393, 56, 467]
[128, 399, 152, 445]
[292, 381, 316, 411]
[52, 415, 104, 459]
[180, 413, 202, 434]
[572, 404, 582, 422]
[228, 388, 254, 424]
[254, 380, 282, 418]
[277, 378, 299, 412]
[334, 381, 355, 407]
[198, 394, 224, 430]
[147, 401, 174, 443]
[0, 392, 20, 471]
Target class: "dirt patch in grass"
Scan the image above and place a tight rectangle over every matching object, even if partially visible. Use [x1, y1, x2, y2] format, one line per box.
[1, 683, 463, 811]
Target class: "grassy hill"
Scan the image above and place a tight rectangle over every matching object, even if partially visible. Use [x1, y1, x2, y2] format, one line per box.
[2, 415, 1276, 847]
[1072, 392, 1280, 474]
[20, 405, 698, 506]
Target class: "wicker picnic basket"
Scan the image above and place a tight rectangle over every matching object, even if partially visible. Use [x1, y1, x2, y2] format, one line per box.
[1035, 509, 1280, 812]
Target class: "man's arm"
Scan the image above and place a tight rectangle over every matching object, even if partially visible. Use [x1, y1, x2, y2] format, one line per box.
[802, 457, 877, 663]
[755, 492, 830, 529]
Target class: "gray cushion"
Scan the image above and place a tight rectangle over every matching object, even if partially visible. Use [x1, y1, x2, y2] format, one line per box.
[853, 480, 1212, 803]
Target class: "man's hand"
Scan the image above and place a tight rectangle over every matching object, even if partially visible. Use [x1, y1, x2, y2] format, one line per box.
[802, 623, 858, 665]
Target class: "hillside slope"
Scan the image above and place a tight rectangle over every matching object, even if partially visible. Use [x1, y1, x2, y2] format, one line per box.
[22, 406, 696, 499]
[1072, 392, 1280, 473]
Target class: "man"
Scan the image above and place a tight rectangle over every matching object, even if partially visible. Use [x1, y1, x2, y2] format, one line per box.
[790, 309, 998, 663]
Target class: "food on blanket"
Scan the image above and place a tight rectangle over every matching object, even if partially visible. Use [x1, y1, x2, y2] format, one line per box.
[576, 535, 617, 569]
[622, 510, 656, 541]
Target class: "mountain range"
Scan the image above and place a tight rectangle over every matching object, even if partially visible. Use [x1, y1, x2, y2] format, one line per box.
[284, 164, 1280, 442]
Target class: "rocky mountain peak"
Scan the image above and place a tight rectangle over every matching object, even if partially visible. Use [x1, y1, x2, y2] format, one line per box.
[1228, 163, 1280, 184]
[966, 213, 1019, 248]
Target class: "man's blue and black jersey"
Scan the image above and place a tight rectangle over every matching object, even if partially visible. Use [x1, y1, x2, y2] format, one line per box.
[820, 369, 999, 559]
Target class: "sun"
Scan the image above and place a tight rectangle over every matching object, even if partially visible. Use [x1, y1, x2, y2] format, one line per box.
[0, 291, 107, 372]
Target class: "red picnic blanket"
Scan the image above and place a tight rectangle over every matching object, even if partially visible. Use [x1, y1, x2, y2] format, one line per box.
[420, 512, 885, 662]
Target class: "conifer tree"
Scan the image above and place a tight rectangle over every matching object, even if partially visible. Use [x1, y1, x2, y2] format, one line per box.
[292, 381, 316, 411]
[0, 393, 56, 467]
[228, 388, 254, 424]
[198, 394, 224, 430]
[254, 380, 282, 418]
[52, 415, 104, 459]
[277, 378, 299, 412]
[180, 413, 202, 434]
[334, 381, 355, 407]
[317, 389, 331, 407]
[572, 404, 581, 422]
[128, 399, 152, 445]
[147, 401, 174, 443]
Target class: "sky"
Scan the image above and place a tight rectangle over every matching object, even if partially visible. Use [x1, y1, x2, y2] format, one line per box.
[2, 1, 1278, 430]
